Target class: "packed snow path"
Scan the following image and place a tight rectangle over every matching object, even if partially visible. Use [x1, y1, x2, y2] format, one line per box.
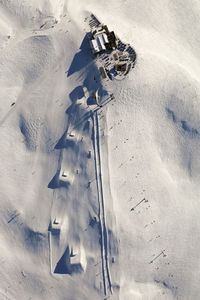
[92, 110, 112, 296]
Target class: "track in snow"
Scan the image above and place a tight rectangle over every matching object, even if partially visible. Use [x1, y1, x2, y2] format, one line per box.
[92, 110, 112, 296]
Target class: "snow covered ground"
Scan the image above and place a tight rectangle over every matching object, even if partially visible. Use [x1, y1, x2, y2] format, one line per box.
[0, 0, 200, 299]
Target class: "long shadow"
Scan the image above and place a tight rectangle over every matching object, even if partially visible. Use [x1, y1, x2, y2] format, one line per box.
[48, 171, 70, 189]
[54, 132, 79, 152]
[54, 246, 84, 275]
[67, 33, 108, 98]
[54, 246, 71, 274]
[54, 131, 67, 149]
[87, 95, 96, 106]
[55, 99, 79, 150]
[69, 86, 85, 102]
[48, 171, 60, 189]
[55, 101, 85, 150]
[67, 33, 93, 77]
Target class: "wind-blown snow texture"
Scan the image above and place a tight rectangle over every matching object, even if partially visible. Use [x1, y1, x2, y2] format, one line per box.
[0, 1, 200, 299]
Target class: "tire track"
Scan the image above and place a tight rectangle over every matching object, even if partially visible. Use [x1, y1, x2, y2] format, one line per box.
[92, 110, 112, 296]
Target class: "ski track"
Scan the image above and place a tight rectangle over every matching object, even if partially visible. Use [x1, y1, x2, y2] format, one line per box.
[48, 230, 53, 274]
[92, 110, 112, 296]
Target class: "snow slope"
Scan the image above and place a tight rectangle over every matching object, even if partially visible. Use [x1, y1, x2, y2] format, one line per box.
[0, 0, 200, 299]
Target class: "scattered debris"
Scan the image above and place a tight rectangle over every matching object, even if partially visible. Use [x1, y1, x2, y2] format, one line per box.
[8, 211, 21, 223]
[149, 250, 167, 264]
[130, 198, 148, 211]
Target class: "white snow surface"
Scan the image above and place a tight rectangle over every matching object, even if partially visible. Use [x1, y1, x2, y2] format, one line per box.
[0, 0, 200, 299]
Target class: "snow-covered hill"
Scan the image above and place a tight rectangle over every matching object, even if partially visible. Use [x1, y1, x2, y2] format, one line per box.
[0, 1, 200, 299]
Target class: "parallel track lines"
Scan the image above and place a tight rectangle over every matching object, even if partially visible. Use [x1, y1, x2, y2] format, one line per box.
[92, 111, 112, 296]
